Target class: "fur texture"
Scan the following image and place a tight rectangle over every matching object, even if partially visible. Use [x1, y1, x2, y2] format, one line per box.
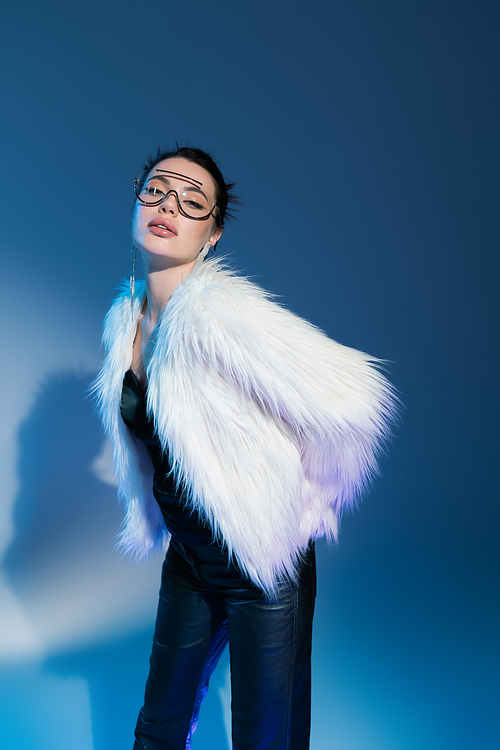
[93, 258, 397, 595]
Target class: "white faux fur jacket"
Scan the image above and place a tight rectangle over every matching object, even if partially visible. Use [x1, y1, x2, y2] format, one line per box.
[94, 257, 397, 594]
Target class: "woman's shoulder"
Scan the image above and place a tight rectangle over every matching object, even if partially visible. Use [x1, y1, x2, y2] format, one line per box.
[104, 279, 147, 319]
[109, 278, 146, 306]
[185, 256, 263, 291]
[173, 256, 278, 313]
[101, 279, 146, 348]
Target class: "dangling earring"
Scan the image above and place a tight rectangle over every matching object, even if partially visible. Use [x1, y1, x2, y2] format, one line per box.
[130, 241, 137, 319]
[197, 243, 210, 263]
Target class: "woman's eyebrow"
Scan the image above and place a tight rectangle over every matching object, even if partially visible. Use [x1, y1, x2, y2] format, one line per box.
[154, 169, 203, 186]
[152, 172, 209, 200]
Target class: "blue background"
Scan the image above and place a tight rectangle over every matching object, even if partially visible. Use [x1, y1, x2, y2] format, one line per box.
[0, 1, 498, 748]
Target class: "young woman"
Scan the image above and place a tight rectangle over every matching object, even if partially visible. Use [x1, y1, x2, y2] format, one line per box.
[93, 146, 397, 749]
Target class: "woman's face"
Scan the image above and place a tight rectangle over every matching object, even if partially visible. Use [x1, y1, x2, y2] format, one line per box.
[132, 157, 223, 270]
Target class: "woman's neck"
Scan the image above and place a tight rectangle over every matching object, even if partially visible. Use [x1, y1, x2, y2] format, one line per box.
[143, 260, 196, 326]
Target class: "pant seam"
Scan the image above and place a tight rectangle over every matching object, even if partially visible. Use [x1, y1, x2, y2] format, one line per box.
[285, 585, 299, 750]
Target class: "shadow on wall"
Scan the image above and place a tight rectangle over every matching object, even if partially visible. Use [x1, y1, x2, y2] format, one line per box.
[2, 371, 229, 750]
[5, 372, 121, 579]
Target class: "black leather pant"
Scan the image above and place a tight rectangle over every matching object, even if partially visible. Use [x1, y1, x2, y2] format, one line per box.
[133, 538, 316, 750]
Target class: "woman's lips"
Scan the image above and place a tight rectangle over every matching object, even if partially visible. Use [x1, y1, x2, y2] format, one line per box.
[149, 225, 175, 238]
[148, 219, 178, 237]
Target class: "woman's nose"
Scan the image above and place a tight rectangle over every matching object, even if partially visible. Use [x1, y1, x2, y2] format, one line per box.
[159, 191, 179, 215]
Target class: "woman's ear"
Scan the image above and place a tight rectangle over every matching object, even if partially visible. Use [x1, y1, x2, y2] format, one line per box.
[208, 226, 223, 248]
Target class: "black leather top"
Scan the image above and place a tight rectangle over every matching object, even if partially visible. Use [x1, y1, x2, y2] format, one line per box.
[120, 369, 213, 545]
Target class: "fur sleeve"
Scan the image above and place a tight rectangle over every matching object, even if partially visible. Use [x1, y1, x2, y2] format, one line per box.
[167, 260, 398, 524]
[92, 285, 169, 558]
